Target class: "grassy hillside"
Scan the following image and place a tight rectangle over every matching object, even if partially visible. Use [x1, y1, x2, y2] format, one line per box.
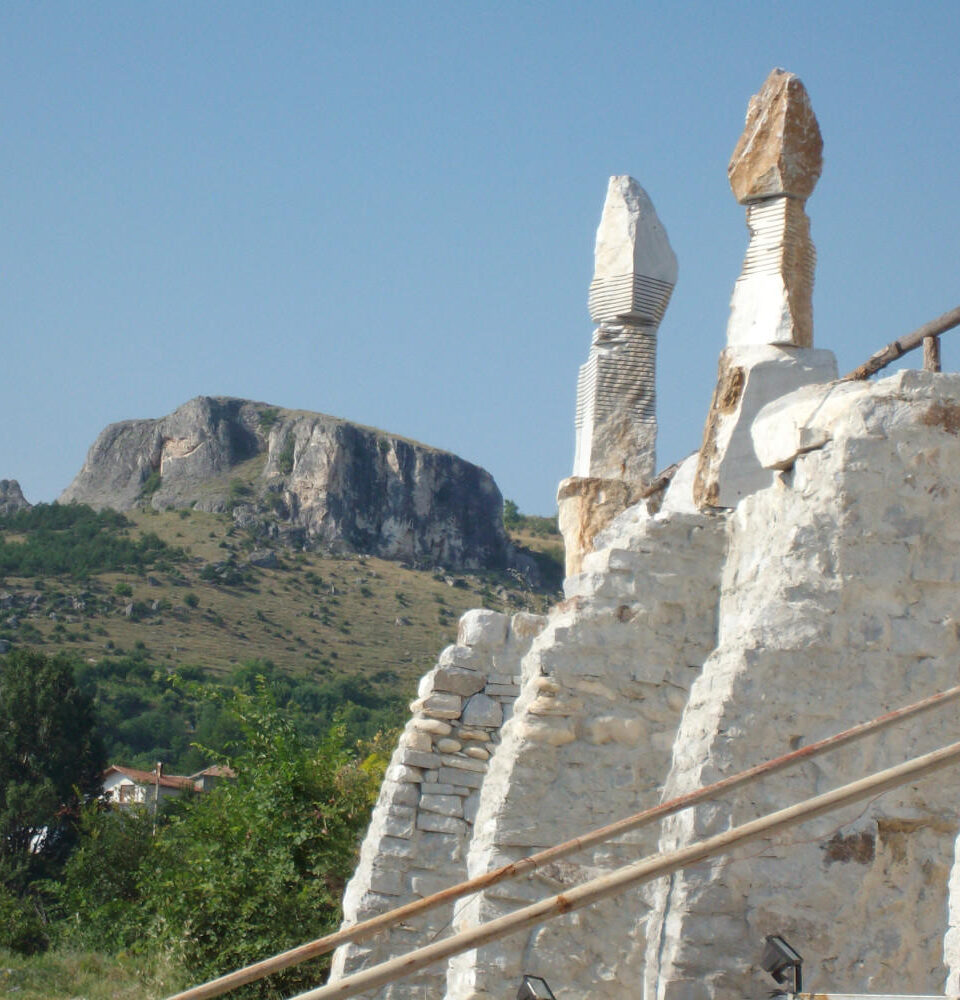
[0, 501, 562, 770]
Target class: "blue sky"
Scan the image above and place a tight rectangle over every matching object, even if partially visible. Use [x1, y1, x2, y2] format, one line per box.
[2, 2, 959, 514]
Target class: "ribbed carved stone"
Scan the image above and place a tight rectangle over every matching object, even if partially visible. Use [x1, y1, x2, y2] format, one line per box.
[574, 177, 677, 483]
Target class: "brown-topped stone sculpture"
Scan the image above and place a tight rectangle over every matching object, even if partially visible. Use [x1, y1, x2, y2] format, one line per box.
[694, 69, 837, 509]
[726, 68, 822, 349]
[560, 176, 677, 574]
[728, 67, 823, 203]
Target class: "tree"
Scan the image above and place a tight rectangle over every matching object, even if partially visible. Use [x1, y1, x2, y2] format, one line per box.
[137, 684, 378, 996]
[503, 498, 520, 528]
[0, 649, 105, 894]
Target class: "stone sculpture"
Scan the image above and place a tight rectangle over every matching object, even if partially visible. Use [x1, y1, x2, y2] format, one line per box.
[694, 69, 837, 509]
[573, 175, 677, 481]
[560, 177, 676, 574]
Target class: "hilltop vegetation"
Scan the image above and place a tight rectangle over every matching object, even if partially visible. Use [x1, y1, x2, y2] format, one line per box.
[0, 499, 561, 770]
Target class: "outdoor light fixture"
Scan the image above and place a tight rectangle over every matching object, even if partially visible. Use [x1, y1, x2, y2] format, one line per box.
[760, 935, 803, 994]
[517, 975, 557, 1000]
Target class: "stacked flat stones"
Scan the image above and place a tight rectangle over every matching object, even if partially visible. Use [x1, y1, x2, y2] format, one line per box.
[329, 608, 546, 1000]
[573, 176, 677, 483]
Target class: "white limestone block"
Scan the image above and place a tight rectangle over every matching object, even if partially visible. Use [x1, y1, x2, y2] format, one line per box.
[590, 175, 678, 325]
[751, 379, 872, 469]
[694, 344, 837, 508]
[419, 794, 464, 818]
[457, 609, 509, 649]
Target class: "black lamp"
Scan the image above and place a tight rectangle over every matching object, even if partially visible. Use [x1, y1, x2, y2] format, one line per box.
[517, 976, 556, 1000]
[760, 935, 803, 994]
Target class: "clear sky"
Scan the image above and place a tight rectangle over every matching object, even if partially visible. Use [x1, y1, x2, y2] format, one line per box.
[3, 2, 959, 514]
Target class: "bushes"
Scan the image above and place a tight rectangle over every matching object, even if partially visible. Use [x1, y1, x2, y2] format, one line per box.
[0, 503, 184, 579]
[135, 686, 377, 994]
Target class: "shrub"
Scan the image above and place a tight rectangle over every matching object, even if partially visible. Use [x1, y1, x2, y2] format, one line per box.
[136, 687, 377, 993]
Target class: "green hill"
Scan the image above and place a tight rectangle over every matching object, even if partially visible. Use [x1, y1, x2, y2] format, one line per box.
[0, 501, 562, 771]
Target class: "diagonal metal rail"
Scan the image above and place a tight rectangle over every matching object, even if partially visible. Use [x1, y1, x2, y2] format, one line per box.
[289, 737, 960, 1000]
[841, 305, 960, 381]
[165, 683, 960, 1000]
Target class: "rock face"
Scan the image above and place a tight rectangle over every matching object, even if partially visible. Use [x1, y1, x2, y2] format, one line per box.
[0, 480, 31, 515]
[60, 396, 511, 570]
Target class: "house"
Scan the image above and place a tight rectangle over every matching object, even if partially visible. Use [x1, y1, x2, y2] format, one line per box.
[102, 764, 198, 808]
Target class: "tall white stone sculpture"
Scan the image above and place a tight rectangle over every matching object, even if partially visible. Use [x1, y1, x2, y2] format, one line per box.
[693, 68, 837, 509]
[573, 175, 677, 481]
[559, 177, 676, 576]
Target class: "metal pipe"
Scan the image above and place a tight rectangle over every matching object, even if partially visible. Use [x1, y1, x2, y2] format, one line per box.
[164, 683, 960, 1000]
[288, 737, 960, 1000]
[840, 305, 960, 381]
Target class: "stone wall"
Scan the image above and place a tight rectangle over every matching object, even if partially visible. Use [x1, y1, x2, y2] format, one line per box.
[330, 608, 546, 999]
[331, 370, 960, 1000]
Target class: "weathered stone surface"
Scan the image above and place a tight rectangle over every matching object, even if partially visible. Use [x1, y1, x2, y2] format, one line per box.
[59, 396, 512, 571]
[557, 476, 645, 576]
[728, 68, 823, 203]
[693, 345, 837, 508]
[457, 609, 509, 649]
[0, 480, 31, 515]
[461, 693, 502, 729]
[330, 603, 544, 996]
[589, 176, 678, 324]
[431, 667, 486, 697]
[726, 196, 817, 348]
[574, 177, 677, 485]
[648, 371, 960, 1000]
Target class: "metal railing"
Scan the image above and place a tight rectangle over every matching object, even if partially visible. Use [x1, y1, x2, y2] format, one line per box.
[167, 684, 960, 1000]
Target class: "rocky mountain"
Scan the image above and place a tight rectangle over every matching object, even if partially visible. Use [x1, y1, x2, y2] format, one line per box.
[60, 397, 512, 571]
[0, 480, 31, 515]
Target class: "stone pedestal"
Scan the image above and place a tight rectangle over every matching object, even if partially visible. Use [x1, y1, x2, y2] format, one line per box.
[557, 476, 644, 577]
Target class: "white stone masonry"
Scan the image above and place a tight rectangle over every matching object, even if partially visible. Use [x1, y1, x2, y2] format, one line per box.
[329, 608, 546, 1000]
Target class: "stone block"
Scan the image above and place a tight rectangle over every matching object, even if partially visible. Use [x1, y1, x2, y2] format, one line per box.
[416, 812, 467, 836]
[438, 766, 484, 788]
[405, 730, 433, 752]
[419, 793, 464, 818]
[439, 754, 487, 773]
[458, 609, 509, 649]
[462, 693, 502, 728]
[457, 727, 491, 741]
[484, 683, 519, 697]
[435, 738, 462, 754]
[411, 717, 453, 737]
[414, 692, 463, 719]
[433, 666, 486, 697]
[385, 764, 422, 784]
[399, 749, 443, 769]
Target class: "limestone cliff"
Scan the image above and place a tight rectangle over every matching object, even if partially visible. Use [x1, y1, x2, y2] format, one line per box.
[0, 480, 31, 515]
[60, 396, 511, 571]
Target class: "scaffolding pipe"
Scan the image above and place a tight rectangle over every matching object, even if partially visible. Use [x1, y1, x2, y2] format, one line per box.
[840, 304, 960, 381]
[288, 737, 960, 1000]
[165, 683, 960, 1000]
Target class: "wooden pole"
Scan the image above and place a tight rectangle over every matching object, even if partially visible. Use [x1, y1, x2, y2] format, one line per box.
[840, 305, 960, 381]
[924, 335, 942, 373]
[164, 684, 960, 1000]
[289, 737, 960, 1000]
